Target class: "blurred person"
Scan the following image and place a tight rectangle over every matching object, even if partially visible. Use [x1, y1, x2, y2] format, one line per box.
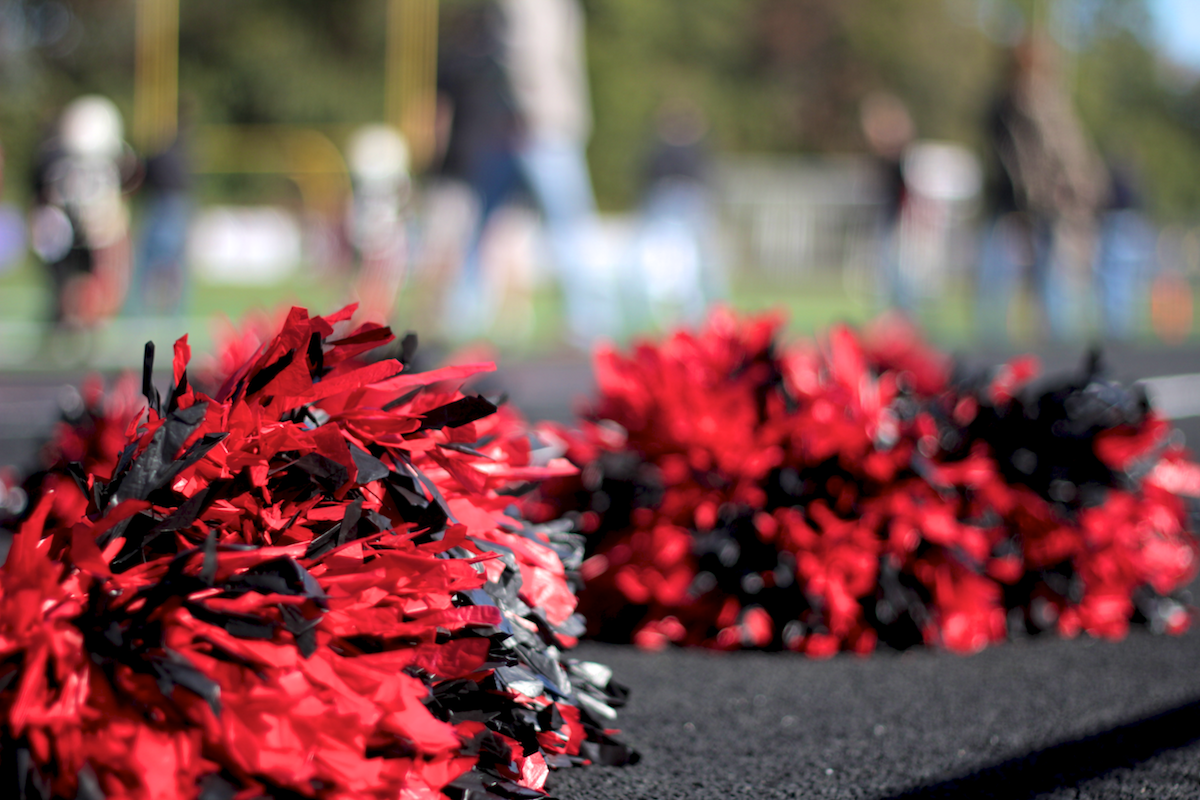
[437, 0, 616, 345]
[435, 0, 526, 339]
[860, 91, 916, 314]
[499, 0, 618, 345]
[477, 203, 542, 345]
[977, 34, 1108, 342]
[412, 181, 478, 329]
[29, 96, 137, 355]
[624, 97, 725, 330]
[345, 124, 411, 327]
[1092, 159, 1154, 340]
[127, 121, 192, 318]
[897, 141, 983, 317]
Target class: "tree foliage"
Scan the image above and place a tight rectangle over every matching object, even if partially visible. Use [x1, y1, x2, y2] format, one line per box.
[0, 0, 1197, 220]
[583, 0, 1200, 217]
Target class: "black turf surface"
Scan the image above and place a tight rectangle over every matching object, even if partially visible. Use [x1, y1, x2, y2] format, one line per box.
[550, 633, 1200, 799]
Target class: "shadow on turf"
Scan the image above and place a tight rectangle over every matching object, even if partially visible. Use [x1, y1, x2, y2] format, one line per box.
[882, 696, 1200, 799]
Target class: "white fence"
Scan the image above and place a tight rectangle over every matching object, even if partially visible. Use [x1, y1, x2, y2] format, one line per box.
[714, 149, 982, 294]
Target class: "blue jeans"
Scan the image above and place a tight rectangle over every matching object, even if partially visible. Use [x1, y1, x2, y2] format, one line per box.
[976, 213, 1075, 341]
[519, 136, 618, 345]
[443, 137, 618, 344]
[625, 180, 722, 329]
[129, 192, 191, 316]
[1093, 209, 1153, 340]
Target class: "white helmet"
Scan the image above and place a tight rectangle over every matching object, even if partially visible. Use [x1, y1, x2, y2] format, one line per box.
[60, 95, 124, 159]
[346, 124, 410, 186]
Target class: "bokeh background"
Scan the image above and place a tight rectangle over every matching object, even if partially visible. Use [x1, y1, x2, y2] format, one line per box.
[0, 0, 1199, 368]
[3, 8, 1200, 798]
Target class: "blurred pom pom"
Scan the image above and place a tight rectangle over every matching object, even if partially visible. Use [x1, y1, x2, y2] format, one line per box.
[526, 307, 1200, 656]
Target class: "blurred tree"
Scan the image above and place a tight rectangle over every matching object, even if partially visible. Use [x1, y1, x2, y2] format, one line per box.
[0, 0, 387, 204]
[582, 0, 1000, 207]
[177, 0, 385, 127]
[0, 0, 135, 203]
[0, 0, 1196, 223]
[1068, 3, 1200, 220]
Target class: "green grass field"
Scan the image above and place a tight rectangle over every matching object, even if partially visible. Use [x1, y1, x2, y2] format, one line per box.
[0, 251, 1193, 371]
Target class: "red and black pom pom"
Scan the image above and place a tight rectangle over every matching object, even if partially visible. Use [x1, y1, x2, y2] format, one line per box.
[0, 305, 635, 800]
[525, 309, 1199, 656]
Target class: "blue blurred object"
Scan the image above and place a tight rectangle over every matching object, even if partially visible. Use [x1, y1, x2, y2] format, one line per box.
[128, 132, 192, 317]
[1093, 208, 1154, 341]
[624, 99, 724, 330]
[0, 205, 26, 274]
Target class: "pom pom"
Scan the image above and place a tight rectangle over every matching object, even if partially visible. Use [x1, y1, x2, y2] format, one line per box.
[0, 305, 635, 800]
[527, 308, 1200, 656]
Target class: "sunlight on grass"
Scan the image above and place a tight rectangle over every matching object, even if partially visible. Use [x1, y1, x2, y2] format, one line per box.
[0, 252, 1194, 370]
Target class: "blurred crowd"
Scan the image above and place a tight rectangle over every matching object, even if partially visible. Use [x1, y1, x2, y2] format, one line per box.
[427, 0, 725, 347]
[866, 32, 1178, 345]
[13, 0, 730, 359]
[2, 1, 1193, 358]
[974, 33, 1165, 343]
